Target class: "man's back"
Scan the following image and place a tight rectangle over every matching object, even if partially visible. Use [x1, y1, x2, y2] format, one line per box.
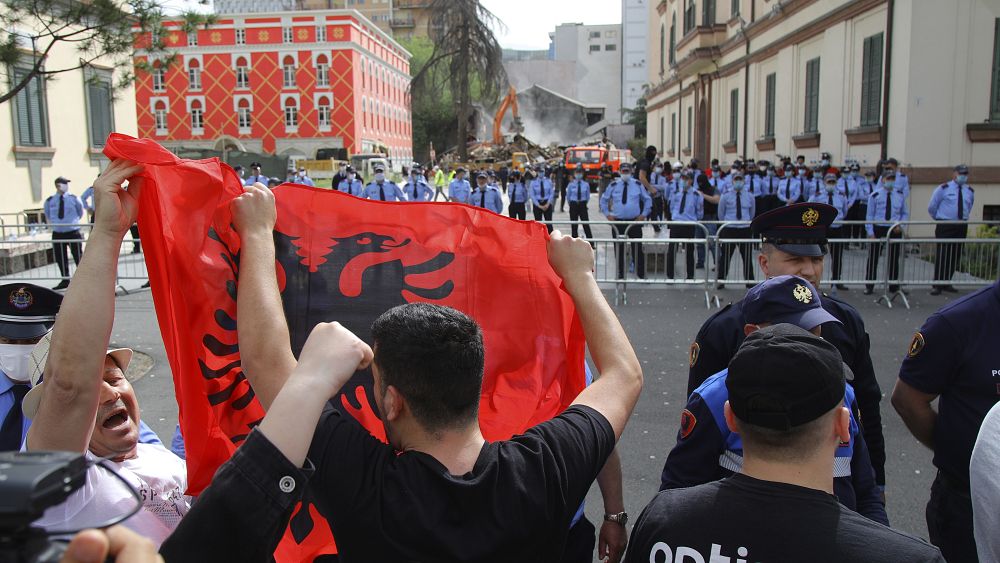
[625, 474, 943, 563]
[308, 404, 615, 562]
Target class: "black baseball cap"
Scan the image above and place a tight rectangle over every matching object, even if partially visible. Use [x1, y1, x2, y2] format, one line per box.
[0, 284, 63, 340]
[476, 172, 487, 180]
[374, 165, 386, 173]
[267, 177, 281, 187]
[54, 177, 70, 185]
[250, 162, 261, 168]
[751, 203, 837, 257]
[954, 164, 969, 174]
[743, 276, 840, 331]
[727, 324, 848, 431]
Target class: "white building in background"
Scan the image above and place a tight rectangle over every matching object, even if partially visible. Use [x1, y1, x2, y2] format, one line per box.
[622, 0, 649, 115]
[551, 22, 623, 122]
[646, 0, 1000, 234]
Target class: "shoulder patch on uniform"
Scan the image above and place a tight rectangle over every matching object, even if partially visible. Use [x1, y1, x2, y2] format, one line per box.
[689, 342, 701, 368]
[908, 332, 925, 358]
[680, 409, 697, 439]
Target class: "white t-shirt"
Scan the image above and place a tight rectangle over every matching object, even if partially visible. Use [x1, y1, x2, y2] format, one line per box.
[972, 402, 1000, 563]
[32, 442, 190, 546]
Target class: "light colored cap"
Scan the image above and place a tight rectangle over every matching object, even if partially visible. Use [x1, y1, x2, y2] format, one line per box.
[22, 348, 133, 419]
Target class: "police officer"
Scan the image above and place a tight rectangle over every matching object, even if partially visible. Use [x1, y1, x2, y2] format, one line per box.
[0, 284, 61, 451]
[402, 165, 433, 202]
[864, 169, 909, 295]
[849, 169, 876, 239]
[363, 165, 404, 201]
[661, 275, 887, 524]
[777, 165, 809, 205]
[892, 279, 1000, 562]
[694, 165, 719, 270]
[44, 176, 84, 290]
[707, 165, 726, 195]
[448, 167, 472, 204]
[600, 162, 652, 279]
[878, 157, 910, 199]
[530, 165, 556, 233]
[566, 168, 593, 240]
[667, 170, 703, 281]
[838, 163, 861, 208]
[716, 171, 755, 289]
[811, 173, 850, 289]
[647, 161, 670, 234]
[245, 162, 268, 186]
[686, 202, 887, 493]
[758, 162, 781, 215]
[928, 164, 974, 295]
[293, 167, 315, 187]
[507, 171, 529, 220]
[470, 172, 503, 214]
[745, 160, 766, 215]
[267, 177, 281, 189]
[337, 165, 364, 196]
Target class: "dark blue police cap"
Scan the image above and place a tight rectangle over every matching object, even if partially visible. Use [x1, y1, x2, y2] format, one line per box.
[954, 164, 969, 174]
[751, 203, 837, 257]
[0, 284, 63, 340]
[743, 275, 840, 331]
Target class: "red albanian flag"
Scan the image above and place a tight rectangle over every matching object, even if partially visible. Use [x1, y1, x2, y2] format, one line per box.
[103, 134, 586, 561]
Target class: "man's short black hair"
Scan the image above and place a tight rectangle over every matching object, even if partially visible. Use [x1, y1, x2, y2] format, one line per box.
[371, 303, 484, 432]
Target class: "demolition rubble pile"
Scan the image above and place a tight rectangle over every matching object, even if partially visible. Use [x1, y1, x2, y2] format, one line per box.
[441, 134, 564, 165]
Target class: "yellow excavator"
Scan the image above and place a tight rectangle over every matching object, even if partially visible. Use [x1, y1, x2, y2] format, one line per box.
[493, 86, 528, 172]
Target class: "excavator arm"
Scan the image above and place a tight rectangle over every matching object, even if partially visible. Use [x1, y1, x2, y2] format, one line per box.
[493, 86, 524, 145]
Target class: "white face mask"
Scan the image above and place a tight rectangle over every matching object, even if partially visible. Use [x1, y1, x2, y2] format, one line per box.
[825, 183, 836, 192]
[347, 173, 356, 181]
[57, 183, 69, 193]
[733, 181, 744, 190]
[375, 173, 385, 182]
[654, 167, 663, 174]
[672, 172, 681, 180]
[574, 173, 583, 179]
[0, 343, 36, 382]
[620, 174, 632, 181]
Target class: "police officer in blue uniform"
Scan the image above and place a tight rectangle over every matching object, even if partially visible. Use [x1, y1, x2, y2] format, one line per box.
[647, 161, 669, 234]
[244, 162, 268, 186]
[811, 173, 850, 289]
[530, 165, 556, 233]
[601, 162, 653, 279]
[0, 284, 61, 451]
[507, 171, 528, 220]
[667, 170, 702, 281]
[928, 164, 975, 295]
[470, 172, 504, 214]
[661, 276, 887, 524]
[402, 164, 433, 202]
[686, 202, 887, 492]
[566, 169, 593, 240]
[44, 177, 84, 290]
[716, 171, 755, 289]
[448, 167, 472, 204]
[892, 279, 1000, 562]
[864, 169, 909, 295]
[337, 165, 364, 196]
[363, 165, 404, 201]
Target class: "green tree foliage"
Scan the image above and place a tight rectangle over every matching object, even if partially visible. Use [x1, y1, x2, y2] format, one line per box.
[402, 36, 455, 164]
[0, 0, 214, 104]
[623, 96, 648, 138]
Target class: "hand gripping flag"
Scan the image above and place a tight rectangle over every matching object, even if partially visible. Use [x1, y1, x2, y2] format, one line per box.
[103, 134, 586, 561]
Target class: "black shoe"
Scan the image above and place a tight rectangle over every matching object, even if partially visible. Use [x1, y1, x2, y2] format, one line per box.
[863, 287, 874, 295]
[716, 283, 725, 290]
[930, 287, 943, 295]
[53, 280, 69, 290]
[141, 281, 151, 288]
[835, 284, 849, 291]
[943, 285, 959, 293]
[132, 248, 142, 254]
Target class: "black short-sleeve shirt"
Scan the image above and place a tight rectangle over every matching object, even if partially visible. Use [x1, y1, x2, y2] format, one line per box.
[898, 281, 1000, 485]
[307, 404, 616, 562]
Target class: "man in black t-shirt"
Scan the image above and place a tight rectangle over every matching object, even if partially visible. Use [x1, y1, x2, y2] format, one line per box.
[230, 185, 644, 563]
[625, 324, 944, 563]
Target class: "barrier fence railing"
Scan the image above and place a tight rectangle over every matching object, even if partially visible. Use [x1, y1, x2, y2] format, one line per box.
[0, 220, 995, 309]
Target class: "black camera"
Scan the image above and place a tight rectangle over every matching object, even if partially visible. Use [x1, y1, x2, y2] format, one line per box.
[0, 451, 89, 563]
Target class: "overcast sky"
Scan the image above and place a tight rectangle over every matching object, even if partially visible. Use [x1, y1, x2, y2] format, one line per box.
[480, 0, 622, 50]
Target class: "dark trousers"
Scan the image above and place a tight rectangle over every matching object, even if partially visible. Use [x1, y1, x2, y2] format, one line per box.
[927, 471, 978, 563]
[509, 201, 526, 220]
[559, 182, 568, 212]
[828, 226, 845, 280]
[433, 186, 446, 201]
[650, 196, 665, 233]
[568, 201, 593, 239]
[533, 202, 554, 233]
[52, 230, 83, 278]
[933, 223, 968, 288]
[667, 224, 696, 279]
[557, 516, 596, 563]
[866, 225, 903, 292]
[718, 226, 754, 282]
[129, 223, 141, 253]
[612, 222, 644, 279]
[847, 203, 867, 238]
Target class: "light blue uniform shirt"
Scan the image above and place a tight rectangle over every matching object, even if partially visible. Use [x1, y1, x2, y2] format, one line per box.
[0, 375, 30, 450]
[866, 188, 909, 236]
[43, 193, 84, 232]
[600, 178, 653, 220]
[928, 181, 974, 221]
[294, 175, 315, 187]
[759, 174, 780, 196]
[338, 178, 364, 197]
[718, 188, 755, 222]
[244, 174, 269, 186]
[777, 178, 803, 204]
[530, 178, 555, 206]
[470, 186, 504, 214]
[669, 185, 704, 221]
[80, 187, 95, 212]
[449, 178, 472, 203]
[648, 172, 670, 197]
[566, 179, 591, 203]
[363, 181, 404, 202]
[508, 182, 528, 204]
[402, 179, 434, 202]
[809, 189, 850, 227]
[877, 172, 910, 199]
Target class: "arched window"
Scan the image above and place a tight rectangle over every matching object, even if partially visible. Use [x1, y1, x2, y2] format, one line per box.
[283, 56, 296, 88]
[237, 98, 252, 130]
[154, 100, 168, 133]
[317, 95, 331, 127]
[152, 61, 166, 92]
[190, 99, 203, 131]
[284, 97, 298, 127]
[316, 54, 329, 87]
[236, 57, 249, 89]
[187, 59, 201, 90]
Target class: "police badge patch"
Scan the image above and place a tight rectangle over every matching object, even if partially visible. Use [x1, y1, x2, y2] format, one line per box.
[689, 342, 700, 367]
[908, 332, 925, 357]
[9, 287, 33, 310]
[680, 409, 697, 439]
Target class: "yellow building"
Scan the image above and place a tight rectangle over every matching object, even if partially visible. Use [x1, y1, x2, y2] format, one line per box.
[1, 18, 137, 217]
[646, 0, 1000, 234]
[294, 0, 433, 40]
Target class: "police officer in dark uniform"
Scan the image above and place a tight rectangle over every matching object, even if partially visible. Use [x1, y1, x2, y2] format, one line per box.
[892, 279, 1000, 562]
[686, 202, 887, 493]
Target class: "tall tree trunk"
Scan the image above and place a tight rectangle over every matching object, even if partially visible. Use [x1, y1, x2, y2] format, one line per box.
[457, 18, 471, 161]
